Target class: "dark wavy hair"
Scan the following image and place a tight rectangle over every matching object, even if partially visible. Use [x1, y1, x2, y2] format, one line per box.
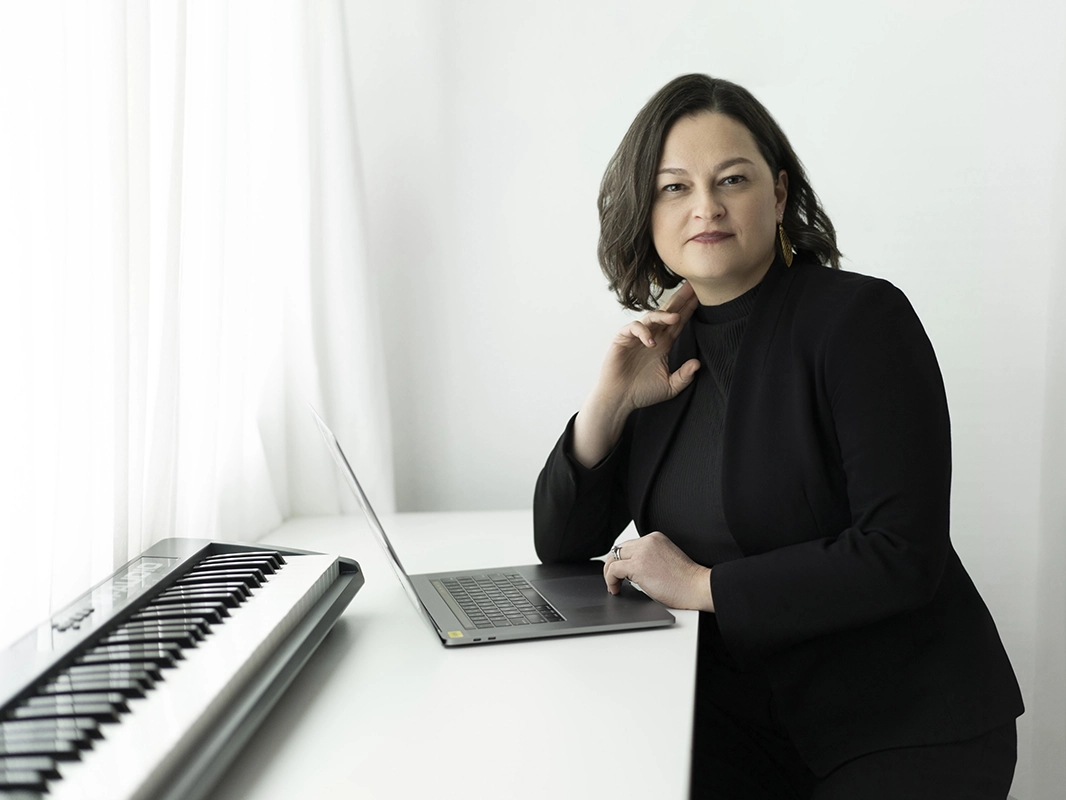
[598, 74, 841, 310]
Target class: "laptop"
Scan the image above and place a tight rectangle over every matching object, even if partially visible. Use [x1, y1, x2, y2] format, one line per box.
[310, 407, 675, 646]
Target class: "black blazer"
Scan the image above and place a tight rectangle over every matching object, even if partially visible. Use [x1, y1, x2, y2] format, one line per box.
[533, 253, 1023, 775]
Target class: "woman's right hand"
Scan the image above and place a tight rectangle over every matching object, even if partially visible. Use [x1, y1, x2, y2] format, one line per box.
[597, 280, 702, 412]
[571, 282, 701, 467]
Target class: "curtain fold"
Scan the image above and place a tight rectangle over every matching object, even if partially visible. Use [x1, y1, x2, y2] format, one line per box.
[302, 0, 395, 518]
[0, 0, 393, 652]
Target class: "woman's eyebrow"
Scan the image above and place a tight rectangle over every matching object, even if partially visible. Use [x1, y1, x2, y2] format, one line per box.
[656, 157, 755, 176]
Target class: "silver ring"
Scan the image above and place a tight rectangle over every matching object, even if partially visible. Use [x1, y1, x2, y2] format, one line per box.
[611, 545, 623, 561]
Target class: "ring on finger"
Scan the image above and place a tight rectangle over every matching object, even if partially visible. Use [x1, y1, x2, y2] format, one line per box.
[611, 545, 623, 561]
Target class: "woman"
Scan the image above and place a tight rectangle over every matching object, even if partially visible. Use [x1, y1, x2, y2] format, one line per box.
[533, 74, 1023, 799]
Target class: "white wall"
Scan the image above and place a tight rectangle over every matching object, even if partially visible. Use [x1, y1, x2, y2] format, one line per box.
[344, 2, 1065, 796]
[1030, 27, 1066, 798]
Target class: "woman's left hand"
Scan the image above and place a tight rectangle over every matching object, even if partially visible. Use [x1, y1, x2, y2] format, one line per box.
[604, 532, 715, 612]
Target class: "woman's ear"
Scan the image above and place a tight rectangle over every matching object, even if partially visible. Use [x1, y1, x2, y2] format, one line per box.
[775, 169, 789, 216]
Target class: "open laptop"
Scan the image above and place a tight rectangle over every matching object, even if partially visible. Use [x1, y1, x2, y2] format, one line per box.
[310, 407, 675, 646]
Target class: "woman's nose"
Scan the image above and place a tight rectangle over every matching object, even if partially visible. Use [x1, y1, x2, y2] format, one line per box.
[693, 187, 724, 220]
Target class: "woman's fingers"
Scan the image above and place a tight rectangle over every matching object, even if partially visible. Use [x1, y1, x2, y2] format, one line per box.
[603, 538, 639, 594]
[604, 554, 629, 595]
[596, 282, 700, 412]
[667, 358, 701, 396]
[622, 315, 679, 347]
[641, 310, 680, 326]
[621, 320, 657, 348]
[661, 281, 697, 315]
[624, 308, 690, 347]
[601, 532, 713, 611]
[615, 283, 698, 351]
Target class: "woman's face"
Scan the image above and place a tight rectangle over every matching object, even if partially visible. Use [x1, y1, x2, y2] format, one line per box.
[650, 111, 787, 305]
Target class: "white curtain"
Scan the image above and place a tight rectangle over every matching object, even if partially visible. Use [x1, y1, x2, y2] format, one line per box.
[0, 0, 393, 652]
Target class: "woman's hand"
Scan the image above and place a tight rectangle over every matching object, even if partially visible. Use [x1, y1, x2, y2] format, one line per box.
[572, 282, 701, 467]
[596, 281, 701, 413]
[603, 532, 714, 612]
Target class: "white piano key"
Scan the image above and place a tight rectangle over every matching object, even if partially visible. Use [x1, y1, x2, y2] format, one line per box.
[48, 554, 339, 800]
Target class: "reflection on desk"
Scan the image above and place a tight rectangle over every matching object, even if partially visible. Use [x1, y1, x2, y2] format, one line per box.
[206, 511, 698, 800]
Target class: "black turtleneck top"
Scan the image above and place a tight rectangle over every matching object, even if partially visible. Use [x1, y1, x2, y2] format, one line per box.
[646, 281, 781, 729]
[645, 281, 761, 569]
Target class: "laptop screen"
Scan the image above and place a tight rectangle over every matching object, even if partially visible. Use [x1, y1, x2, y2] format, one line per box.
[309, 404, 439, 634]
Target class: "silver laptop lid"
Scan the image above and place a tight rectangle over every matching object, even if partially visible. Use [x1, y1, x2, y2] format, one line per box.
[309, 404, 438, 633]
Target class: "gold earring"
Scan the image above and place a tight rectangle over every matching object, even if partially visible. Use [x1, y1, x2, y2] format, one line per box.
[778, 222, 793, 268]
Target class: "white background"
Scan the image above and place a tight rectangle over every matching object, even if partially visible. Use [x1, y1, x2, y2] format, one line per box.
[341, 2, 1065, 797]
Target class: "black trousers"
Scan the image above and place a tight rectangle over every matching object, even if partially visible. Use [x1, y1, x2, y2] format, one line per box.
[690, 617, 1017, 799]
[690, 700, 1017, 800]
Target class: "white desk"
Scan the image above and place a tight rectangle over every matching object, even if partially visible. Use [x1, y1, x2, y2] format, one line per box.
[205, 511, 699, 800]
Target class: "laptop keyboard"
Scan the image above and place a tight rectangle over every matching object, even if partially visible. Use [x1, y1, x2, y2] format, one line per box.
[439, 574, 565, 630]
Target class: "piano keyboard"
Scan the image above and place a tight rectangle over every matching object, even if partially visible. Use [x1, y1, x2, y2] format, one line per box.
[0, 538, 363, 800]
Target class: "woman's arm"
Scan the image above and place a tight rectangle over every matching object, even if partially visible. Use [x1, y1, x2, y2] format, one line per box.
[534, 283, 702, 562]
[533, 413, 634, 563]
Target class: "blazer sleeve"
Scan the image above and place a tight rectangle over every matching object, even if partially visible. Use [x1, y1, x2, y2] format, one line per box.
[533, 413, 635, 563]
[712, 279, 954, 664]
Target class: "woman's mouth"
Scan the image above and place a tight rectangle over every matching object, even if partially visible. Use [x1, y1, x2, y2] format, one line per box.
[689, 231, 734, 244]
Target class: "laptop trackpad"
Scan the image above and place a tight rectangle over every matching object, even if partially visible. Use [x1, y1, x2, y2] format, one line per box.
[532, 575, 610, 610]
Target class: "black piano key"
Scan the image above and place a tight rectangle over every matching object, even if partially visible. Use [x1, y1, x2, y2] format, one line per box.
[8, 703, 120, 724]
[0, 769, 48, 792]
[26, 693, 128, 712]
[130, 604, 225, 624]
[0, 758, 58, 780]
[0, 738, 81, 759]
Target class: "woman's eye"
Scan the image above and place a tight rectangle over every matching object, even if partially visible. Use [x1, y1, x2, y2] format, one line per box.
[721, 175, 746, 186]
[661, 183, 685, 193]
